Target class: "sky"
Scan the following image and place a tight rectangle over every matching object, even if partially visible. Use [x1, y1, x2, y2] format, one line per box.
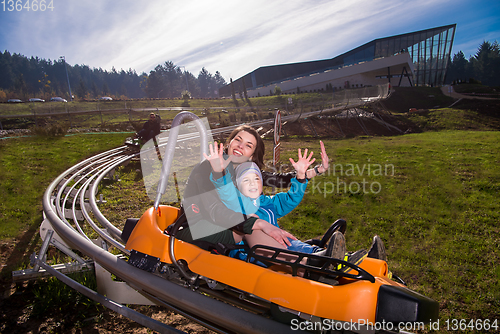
[0, 0, 499, 81]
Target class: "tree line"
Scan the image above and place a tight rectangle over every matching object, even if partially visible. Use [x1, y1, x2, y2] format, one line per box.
[1, 40, 498, 102]
[446, 40, 500, 86]
[0, 51, 227, 101]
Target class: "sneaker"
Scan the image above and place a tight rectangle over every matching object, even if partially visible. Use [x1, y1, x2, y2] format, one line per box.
[349, 249, 368, 265]
[306, 249, 327, 268]
[325, 231, 346, 260]
[324, 232, 346, 272]
[343, 249, 368, 273]
[367, 235, 387, 262]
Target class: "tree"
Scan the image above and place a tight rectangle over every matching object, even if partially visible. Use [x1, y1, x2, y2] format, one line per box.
[447, 40, 500, 86]
[470, 40, 500, 86]
[185, 71, 200, 98]
[76, 78, 88, 99]
[213, 71, 226, 97]
[14, 73, 28, 99]
[0, 51, 15, 90]
[241, 79, 252, 106]
[0, 89, 7, 101]
[102, 82, 110, 96]
[163, 61, 183, 98]
[91, 82, 99, 98]
[274, 86, 282, 96]
[0, 51, 230, 99]
[145, 65, 164, 98]
[198, 67, 212, 98]
[447, 51, 470, 83]
[119, 84, 128, 97]
[144, 62, 187, 98]
[38, 72, 52, 99]
[230, 78, 238, 107]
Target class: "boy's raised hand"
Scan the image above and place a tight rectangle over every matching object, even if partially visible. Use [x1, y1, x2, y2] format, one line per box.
[203, 142, 232, 173]
[289, 148, 315, 179]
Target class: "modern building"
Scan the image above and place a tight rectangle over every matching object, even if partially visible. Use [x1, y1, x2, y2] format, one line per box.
[219, 24, 456, 98]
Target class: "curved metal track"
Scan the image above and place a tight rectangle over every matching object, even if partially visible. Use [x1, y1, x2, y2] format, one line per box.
[36, 137, 307, 334]
[21, 87, 394, 333]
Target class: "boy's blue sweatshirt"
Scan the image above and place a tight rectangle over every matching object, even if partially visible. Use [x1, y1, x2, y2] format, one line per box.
[210, 172, 308, 228]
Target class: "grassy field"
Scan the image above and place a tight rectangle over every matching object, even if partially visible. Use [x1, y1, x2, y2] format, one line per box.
[96, 130, 500, 332]
[453, 83, 500, 98]
[0, 92, 326, 116]
[277, 131, 500, 324]
[0, 133, 127, 282]
[1, 96, 499, 332]
[0, 91, 330, 133]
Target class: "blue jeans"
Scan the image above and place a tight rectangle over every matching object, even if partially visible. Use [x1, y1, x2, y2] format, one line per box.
[229, 239, 320, 266]
[286, 238, 319, 254]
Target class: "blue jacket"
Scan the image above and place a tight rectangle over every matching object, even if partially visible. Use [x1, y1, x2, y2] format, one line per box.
[210, 172, 308, 228]
[211, 172, 317, 262]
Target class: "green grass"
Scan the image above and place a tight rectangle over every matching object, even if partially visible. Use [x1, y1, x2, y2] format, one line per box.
[277, 131, 500, 325]
[0, 92, 329, 132]
[97, 163, 157, 231]
[30, 271, 101, 319]
[453, 83, 500, 97]
[0, 92, 327, 116]
[0, 133, 126, 240]
[383, 86, 456, 112]
[1, 126, 499, 332]
[95, 130, 500, 330]
[405, 108, 500, 131]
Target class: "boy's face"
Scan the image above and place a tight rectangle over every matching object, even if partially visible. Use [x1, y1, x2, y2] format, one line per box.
[238, 172, 262, 199]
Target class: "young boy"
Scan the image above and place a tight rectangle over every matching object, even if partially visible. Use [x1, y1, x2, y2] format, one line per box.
[211, 160, 321, 257]
[205, 143, 368, 270]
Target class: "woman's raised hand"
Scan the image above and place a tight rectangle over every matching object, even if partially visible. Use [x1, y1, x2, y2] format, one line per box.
[203, 142, 232, 173]
[289, 148, 316, 179]
[319, 140, 329, 172]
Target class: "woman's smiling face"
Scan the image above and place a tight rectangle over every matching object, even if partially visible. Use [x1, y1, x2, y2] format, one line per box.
[227, 131, 257, 164]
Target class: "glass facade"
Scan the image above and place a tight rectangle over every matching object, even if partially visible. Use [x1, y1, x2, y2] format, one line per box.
[410, 25, 456, 86]
[346, 24, 456, 86]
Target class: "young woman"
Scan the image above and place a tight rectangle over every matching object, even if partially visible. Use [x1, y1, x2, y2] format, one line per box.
[207, 149, 332, 259]
[175, 124, 383, 274]
[177, 125, 330, 249]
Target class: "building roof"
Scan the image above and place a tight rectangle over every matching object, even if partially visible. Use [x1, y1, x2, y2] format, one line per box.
[219, 24, 456, 97]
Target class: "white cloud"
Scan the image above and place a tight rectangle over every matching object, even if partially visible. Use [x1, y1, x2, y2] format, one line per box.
[1, 0, 498, 81]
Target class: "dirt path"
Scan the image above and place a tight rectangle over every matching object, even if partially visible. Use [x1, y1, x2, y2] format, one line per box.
[1, 275, 214, 333]
[440, 85, 499, 101]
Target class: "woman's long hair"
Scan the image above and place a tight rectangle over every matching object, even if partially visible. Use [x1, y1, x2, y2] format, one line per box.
[225, 125, 265, 169]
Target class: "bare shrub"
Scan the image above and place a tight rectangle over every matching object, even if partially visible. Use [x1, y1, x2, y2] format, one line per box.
[30, 122, 69, 137]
